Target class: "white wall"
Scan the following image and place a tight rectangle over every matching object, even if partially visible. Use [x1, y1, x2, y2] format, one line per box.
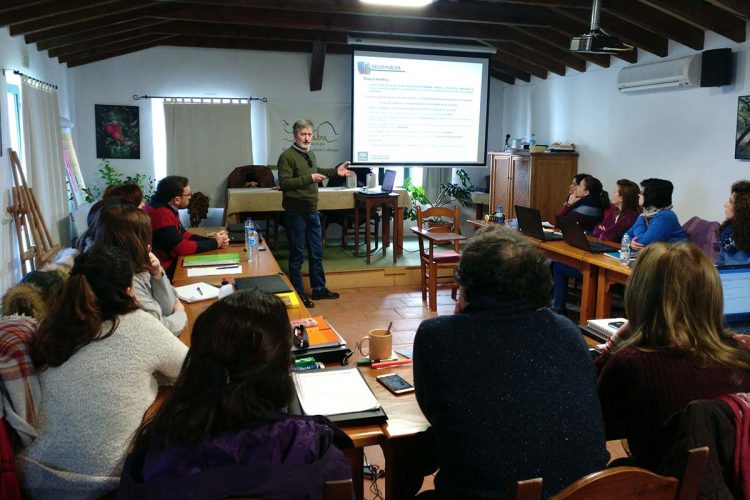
[0, 27, 71, 293]
[501, 25, 750, 223]
[71, 46, 356, 190]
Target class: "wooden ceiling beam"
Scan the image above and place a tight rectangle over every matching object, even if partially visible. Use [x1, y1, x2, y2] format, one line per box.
[161, 35, 353, 54]
[60, 34, 176, 66]
[0, 1, 49, 14]
[309, 40, 326, 92]
[37, 19, 170, 51]
[490, 69, 515, 85]
[490, 41, 566, 76]
[502, 27, 586, 72]
[707, 0, 750, 18]
[23, 4, 173, 43]
[513, 28, 611, 72]
[0, 0, 124, 28]
[492, 52, 547, 80]
[550, 6, 669, 56]
[638, 0, 745, 43]
[9, 1, 160, 36]
[602, 0, 704, 50]
[490, 61, 531, 83]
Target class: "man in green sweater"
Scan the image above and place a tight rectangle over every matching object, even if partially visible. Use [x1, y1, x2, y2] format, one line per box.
[278, 119, 354, 308]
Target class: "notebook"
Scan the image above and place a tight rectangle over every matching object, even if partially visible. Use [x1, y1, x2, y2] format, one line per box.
[234, 275, 291, 294]
[183, 253, 241, 267]
[515, 205, 563, 241]
[174, 282, 220, 303]
[360, 169, 396, 195]
[584, 317, 627, 342]
[556, 217, 613, 253]
[718, 264, 750, 333]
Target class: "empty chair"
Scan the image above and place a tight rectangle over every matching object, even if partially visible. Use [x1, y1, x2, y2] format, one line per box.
[415, 205, 461, 311]
[682, 216, 720, 262]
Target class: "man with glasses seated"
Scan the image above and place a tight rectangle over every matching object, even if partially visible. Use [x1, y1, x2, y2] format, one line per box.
[145, 175, 229, 277]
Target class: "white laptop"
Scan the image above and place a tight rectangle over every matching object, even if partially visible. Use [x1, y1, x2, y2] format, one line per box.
[360, 169, 396, 196]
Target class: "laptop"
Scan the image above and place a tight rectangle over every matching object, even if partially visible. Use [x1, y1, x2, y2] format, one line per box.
[514, 205, 563, 241]
[556, 216, 613, 253]
[718, 264, 750, 334]
[360, 169, 396, 195]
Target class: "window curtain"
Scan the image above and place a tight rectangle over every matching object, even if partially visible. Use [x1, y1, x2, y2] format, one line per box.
[422, 167, 453, 206]
[163, 101, 252, 205]
[21, 77, 68, 247]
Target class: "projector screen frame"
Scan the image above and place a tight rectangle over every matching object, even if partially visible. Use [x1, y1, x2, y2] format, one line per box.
[350, 46, 491, 168]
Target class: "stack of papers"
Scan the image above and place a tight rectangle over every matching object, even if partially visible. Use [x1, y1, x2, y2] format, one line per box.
[292, 367, 381, 417]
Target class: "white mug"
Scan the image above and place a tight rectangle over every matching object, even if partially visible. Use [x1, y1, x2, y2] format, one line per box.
[346, 175, 357, 188]
[366, 172, 376, 188]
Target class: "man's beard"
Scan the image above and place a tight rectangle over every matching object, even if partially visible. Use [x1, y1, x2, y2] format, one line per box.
[295, 142, 310, 151]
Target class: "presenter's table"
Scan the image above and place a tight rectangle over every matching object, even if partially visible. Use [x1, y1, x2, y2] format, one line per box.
[169, 245, 428, 499]
[354, 192, 401, 264]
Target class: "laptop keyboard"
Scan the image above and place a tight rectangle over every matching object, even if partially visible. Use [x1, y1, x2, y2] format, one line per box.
[544, 233, 564, 241]
[731, 325, 750, 335]
[590, 242, 613, 253]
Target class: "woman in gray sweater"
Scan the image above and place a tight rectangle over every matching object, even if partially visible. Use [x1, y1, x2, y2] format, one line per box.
[16, 245, 187, 499]
[87, 198, 187, 335]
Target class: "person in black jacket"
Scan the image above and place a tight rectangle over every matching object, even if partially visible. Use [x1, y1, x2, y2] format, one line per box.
[413, 225, 609, 499]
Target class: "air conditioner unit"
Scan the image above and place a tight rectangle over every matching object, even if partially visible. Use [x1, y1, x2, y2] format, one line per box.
[617, 55, 701, 93]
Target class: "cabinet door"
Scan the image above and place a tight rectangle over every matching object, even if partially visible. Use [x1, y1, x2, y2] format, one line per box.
[490, 155, 511, 215]
[510, 156, 531, 219]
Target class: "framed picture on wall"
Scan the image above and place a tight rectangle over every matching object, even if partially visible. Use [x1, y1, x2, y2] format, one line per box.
[736, 96, 750, 160]
[95, 104, 140, 159]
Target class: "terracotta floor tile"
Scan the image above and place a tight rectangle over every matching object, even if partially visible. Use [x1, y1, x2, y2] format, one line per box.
[396, 306, 431, 319]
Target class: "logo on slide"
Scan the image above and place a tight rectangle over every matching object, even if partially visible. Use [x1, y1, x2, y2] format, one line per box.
[357, 152, 369, 161]
[358, 62, 371, 75]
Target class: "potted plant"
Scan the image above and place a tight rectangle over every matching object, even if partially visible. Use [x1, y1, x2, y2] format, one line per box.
[82, 158, 155, 203]
[403, 169, 475, 228]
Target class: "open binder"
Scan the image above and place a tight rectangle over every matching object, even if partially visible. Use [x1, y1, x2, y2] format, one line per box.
[291, 316, 351, 363]
[292, 367, 387, 426]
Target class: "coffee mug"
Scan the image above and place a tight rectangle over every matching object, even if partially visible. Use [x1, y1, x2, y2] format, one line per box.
[346, 175, 357, 189]
[359, 329, 392, 361]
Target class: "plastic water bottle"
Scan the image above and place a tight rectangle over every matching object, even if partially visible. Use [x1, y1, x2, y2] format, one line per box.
[495, 205, 505, 224]
[245, 218, 258, 263]
[619, 233, 631, 265]
[217, 278, 234, 299]
[529, 133, 536, 147]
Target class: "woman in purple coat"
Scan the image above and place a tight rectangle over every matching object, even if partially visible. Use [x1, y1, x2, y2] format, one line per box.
[118, 289, 352, 500]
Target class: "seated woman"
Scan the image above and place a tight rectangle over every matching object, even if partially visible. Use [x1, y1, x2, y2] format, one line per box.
[564, 173, 589, 203]
[16, 245, 187, 499]
[556, 174, 609, 232]
[88, 199, 187, 335]
[104, 183, 145, 209]
[551, 179, 640, 313]
[624, 178, 687, 250]
[596, 242, 750, 471]
[119, 289, 352, 499]
[717, 180, 750, 265]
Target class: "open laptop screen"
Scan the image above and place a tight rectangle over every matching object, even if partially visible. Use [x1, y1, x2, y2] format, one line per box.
[382, 169, 396, 192]
[718, 265, 750, 325]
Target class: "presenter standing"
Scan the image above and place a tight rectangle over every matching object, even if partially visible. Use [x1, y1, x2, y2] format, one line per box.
[278, 119, 354, 308]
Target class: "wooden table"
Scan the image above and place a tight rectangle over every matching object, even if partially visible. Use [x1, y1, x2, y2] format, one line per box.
[170, 243, 427, 499]
[354, 192, 401, 264]
[583, 253, 632, 318]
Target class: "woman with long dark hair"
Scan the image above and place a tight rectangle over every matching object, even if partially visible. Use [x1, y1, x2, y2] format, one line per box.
[88, 199, 186, 335]
[118, 289, 352, 499]
[717, 180, 750, 265]
[555, 174, 609, 232]
[16, 245, 187, 499]
[597, 243, 750, 470]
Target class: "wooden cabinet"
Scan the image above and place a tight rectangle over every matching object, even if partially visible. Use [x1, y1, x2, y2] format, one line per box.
[488, 151, 578, 223]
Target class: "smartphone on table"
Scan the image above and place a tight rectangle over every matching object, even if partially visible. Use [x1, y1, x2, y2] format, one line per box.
[376, 373, 415, 395]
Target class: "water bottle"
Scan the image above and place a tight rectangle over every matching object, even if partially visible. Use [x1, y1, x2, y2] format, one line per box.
[495, 204, 505, 224]
[245, 218, 258, 262]
[619, 233, 631, 265]
[529, 133, 536, 147]
[218, 278, 234, 299]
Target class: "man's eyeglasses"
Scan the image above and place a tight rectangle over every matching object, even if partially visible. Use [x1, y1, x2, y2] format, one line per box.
[180, 192, 192, 198]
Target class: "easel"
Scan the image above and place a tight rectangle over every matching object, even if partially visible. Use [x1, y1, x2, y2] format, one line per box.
[6, 148, 60, 274]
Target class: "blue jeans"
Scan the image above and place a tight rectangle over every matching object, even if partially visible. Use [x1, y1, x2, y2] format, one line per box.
[285, 211, 326, 296]
[552, 262, 582, 310]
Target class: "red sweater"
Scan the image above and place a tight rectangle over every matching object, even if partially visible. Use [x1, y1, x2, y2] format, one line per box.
[597, 348, 750, 470]
[144, 201, 217, 274]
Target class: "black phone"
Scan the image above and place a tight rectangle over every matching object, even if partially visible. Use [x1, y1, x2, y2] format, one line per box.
[376, 374, 414, 395]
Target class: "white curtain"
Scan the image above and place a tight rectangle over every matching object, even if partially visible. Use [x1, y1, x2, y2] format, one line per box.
[422, 167, 453, 205]
[21, 78, 69, 246]
[164, 101, 252, 205]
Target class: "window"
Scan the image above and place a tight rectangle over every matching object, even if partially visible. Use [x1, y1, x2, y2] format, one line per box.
[6, 81, 22, 158]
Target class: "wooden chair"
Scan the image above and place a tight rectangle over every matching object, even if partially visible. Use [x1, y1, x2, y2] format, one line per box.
[506, 478, 543, 500]
[550, 447, 709, 500]
[226, 165, 280, 248]
[415, 205, 462, 312]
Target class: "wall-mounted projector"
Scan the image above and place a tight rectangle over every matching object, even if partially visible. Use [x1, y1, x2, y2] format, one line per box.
[570, 28, 633, 54]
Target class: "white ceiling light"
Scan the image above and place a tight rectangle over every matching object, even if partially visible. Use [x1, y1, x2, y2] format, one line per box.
[360, 0, 435, 7]
[570, 0, 633, 54]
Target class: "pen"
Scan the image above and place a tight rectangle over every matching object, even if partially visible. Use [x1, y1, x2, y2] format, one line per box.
[216, 265, 239, 270]
[196, 286, 203, 296]
[370, 359, 412, 369]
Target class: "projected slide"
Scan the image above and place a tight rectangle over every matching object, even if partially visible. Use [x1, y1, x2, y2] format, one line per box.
[352, 50, 489, 166]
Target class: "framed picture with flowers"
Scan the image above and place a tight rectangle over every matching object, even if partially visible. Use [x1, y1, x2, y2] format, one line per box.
[95, 104, 140, 159]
